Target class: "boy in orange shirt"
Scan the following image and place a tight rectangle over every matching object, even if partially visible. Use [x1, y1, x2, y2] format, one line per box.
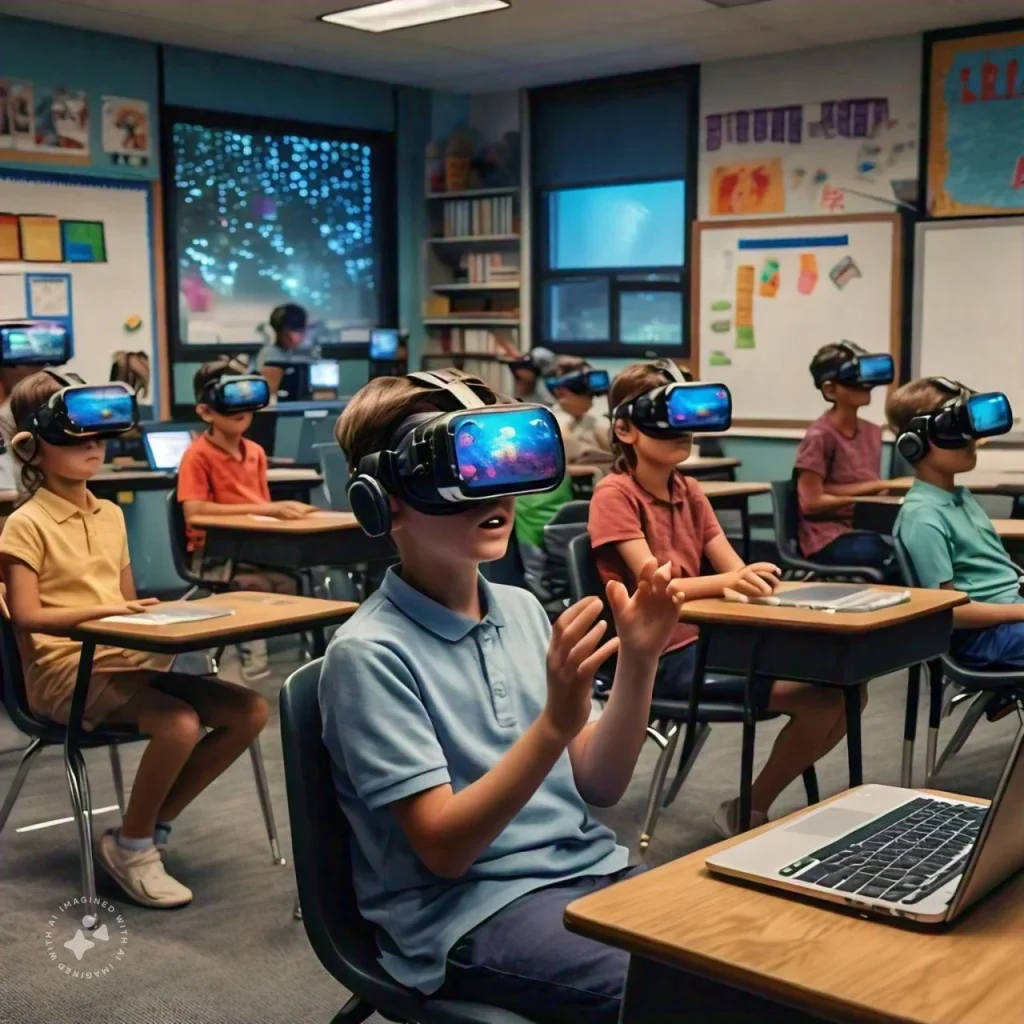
[177, 360, 316, 678]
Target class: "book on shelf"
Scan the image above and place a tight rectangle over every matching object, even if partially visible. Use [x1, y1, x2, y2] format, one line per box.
[438, 327, 519, 355]
[441, 195, 517, 238]
[457, 251, 521, 284]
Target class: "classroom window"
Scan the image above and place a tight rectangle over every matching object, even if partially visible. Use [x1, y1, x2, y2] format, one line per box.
[166, 108, 395, 351]
[538, 179, 687, 355]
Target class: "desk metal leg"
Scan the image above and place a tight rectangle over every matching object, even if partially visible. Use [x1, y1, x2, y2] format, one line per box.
[844, 685, 863, 787]
[677, 630, 711, 777]
[925, 660, 943, 783]
[901, 664, 921, 788]
[65, 641, 98, 923]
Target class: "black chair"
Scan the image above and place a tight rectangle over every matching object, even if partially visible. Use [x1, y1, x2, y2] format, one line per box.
[536, 500, 591, 616]
[279, 661, 536, 1024]
[770, 480, 885, 583]
[894, 540, 1024, 783]
[566, 534, 819, 849]
[0, 608, 147, 903]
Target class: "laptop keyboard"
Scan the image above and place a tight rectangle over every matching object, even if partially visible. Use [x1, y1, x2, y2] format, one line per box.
[779, 797, 985, 905]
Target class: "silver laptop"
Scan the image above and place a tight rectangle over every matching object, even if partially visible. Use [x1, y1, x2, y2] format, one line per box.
[752, 583, 911, 612]
[142, 429, 194, 472]
[706, 726, 1024, 925]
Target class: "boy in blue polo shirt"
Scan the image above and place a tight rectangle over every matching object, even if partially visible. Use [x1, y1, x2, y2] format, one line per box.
[320, 370, 687, 1023]
[888, 377, 1023, 719]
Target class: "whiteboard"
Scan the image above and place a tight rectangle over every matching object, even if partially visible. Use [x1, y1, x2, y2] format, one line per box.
[0, 172, 157, 410]
[915, 218, 1024, 425]
[693, 215, 900, 426]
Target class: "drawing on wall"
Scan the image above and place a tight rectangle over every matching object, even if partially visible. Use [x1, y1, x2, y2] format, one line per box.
[798, 253, 819, 295]
[736, 265, 755, 348]
[27, 273, 71, 318]
[759, 258, 781, 298]
[829, 255, 862, 290]
[0, 79, 34, 148]
[102, 97, 150, 168]
[927, 30, 1024, 216]
[34, 87, 88, 154]
[711, 159, 786, 215]
[709, 350, 732, 366]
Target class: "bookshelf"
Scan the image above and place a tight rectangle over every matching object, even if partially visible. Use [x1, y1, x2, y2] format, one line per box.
[422, 186, 523, 393]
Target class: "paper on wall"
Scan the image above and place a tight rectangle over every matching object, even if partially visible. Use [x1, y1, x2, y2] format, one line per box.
[28, 274, 70, 318]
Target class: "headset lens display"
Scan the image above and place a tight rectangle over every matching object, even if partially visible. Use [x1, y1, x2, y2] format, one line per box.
[666, 384, 732, 433]
[967, 392, 1013, 437]
[220, 376, 270, 411]
[63, 385, 136, 434]
[586, 370, 610, 394]
[453, 407, 564, 494]
[0, 322, 70, 365]
[857, 354, 894, 386]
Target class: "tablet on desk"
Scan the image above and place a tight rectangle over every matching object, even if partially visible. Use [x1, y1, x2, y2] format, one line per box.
[99, 606, 235, 626]
[142, 429, 194, 472]
[725, 583, 911, 612]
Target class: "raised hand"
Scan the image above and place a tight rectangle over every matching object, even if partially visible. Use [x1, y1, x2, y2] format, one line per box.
[607, 559, 686, 656]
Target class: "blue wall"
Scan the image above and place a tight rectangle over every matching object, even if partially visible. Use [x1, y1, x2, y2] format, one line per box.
[0, 15, 159, 181]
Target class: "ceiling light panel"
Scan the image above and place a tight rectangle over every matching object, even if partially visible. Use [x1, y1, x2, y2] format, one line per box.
[320, 0, 510, 33]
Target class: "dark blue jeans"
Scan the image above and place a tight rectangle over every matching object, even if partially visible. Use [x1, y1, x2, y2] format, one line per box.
[438, 866, 645, 1023]
[814, 531, 896, 577]
[954, 621, 1024, 667]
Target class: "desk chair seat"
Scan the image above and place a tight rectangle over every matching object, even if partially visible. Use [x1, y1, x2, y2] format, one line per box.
[771, 480, 885, 583]
[894, 541, 1024, 785]
[280, 661, 537, 1024]
[567, 535, 818, 850]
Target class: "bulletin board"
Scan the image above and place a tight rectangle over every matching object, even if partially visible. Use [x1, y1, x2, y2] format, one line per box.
[0, 169, 160, 410]
[691, 214, 902, 427]
[914, 217, 1024, 421]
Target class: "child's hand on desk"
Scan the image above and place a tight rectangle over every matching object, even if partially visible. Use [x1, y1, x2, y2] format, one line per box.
[544, 598, 620, 741]
[106, 598, 160, 617]
[607, 559, 686, 657]
[726, 563, 781, 598]
[270, 501, 317, 520]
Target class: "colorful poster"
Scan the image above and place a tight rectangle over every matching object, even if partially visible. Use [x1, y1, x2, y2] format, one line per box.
[0, 79, 34, 149]
[0, 214, 21, 260]
[34, 86, 88, 154]
[711, 159, 786, 216]
[101, 96, 150, 167]
[928, 30, 1024, 216]
[19, 216, 63, 262]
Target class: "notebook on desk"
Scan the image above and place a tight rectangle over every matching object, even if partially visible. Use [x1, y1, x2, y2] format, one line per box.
[729, 584, 911, 612]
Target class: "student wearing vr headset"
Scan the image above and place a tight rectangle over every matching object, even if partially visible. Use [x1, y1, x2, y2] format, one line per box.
[256, 302, 315, 401]
[589, 361, 850, 838]
[889, 377, 1023, 717]
[0, 371, 269, 909]
[177, 360, 316, 680]
[794, 342, 897, 574]
[323, 368, 690, 1022]
[497, 344, 558, 406]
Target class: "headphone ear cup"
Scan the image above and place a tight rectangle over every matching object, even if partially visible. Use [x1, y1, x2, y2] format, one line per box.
[348, 476, 391, 538]
[896, 431, 926, 464]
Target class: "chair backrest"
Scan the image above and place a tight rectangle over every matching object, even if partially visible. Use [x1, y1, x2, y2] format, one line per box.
[0, 611, 38, 734]
[770, 479, 802, 559]
[547, 500, 591, 527]
[279, 660, 404, 1008]
[165, 490, 202, 587]
[314, 442, 352, 512]
[892, 537, 920, 587]
[566, 533, 618, 685]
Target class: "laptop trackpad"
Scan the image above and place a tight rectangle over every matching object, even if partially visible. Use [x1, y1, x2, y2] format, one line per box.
[784, 808, 877, 838]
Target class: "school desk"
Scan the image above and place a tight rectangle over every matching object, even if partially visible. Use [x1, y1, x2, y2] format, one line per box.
[62, 592, 357, 911]
[189, 510, 393, 574]
[676, 583, 968, 823]
[88, 467, 324, 502]
[699, 481, 771, 562]
[679, 454, 741, 480]
[565, 788, 1015, 1024]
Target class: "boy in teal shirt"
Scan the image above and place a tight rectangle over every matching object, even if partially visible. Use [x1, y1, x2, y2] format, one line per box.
[888, 377, 1023, 716]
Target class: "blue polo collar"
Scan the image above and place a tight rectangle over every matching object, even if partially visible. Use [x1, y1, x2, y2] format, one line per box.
[381, 566, 506, 642]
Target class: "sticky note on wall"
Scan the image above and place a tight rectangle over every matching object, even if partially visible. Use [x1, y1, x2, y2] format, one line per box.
[736, 265, 755, 349]
[19, 216, 63, 262]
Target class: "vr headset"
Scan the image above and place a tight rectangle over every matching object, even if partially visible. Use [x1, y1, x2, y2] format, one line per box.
[0, 320, 71, 367]
[895, 378, 1014, 463]
[611, 360, 732, 437]
[347, 370, 566, 538]
[812, 342, 894, 390]
[545, 368, 610, 397]
[13, 371, 138, 449]
[198, 373, 271, 415]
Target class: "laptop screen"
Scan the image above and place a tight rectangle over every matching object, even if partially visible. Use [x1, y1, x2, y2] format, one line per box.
[309, 360, 340, 389]
[144, 430, 193, 472]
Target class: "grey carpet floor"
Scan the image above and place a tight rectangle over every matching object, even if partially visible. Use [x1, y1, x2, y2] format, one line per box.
[0, 649, 1019, 1024]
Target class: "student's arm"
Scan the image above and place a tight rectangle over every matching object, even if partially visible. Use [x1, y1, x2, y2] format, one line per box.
[940, 581, 1024, 628]
[117, 514, 158, 608]
[798, 471, 888, 515]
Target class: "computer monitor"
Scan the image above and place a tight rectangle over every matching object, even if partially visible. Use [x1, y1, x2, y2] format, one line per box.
[309, 360, 341, 390]
[0, 321, 71, 366]
[370, 328, 400, 361]
[142, 429, 194, 472]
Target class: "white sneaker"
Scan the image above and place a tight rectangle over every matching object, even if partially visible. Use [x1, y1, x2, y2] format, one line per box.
[712, 797, 768, 839]
[238, 638, 270, 682]
[96, 829, 192, 908]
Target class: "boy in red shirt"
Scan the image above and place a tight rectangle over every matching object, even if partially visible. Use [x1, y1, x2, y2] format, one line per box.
[177, 360, 316, 677]
[589, 361, 848, 836]
[795, 342, 894, 571]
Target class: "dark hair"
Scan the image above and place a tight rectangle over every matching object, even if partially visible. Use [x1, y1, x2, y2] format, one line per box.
[270, 303, 307, 337]
[194, 357, 249, 403]
[886, 378, 951, 435]
[7, 372, 63, 498]
[809, 343, 855, 397]
[607, 363, 675, 473]
[335, 369, 507, 475]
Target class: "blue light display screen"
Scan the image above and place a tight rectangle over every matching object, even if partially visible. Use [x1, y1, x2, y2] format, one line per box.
[666, 384, 732, 433]
[968, 392, 1013, 436]
[1, 323, 69, 364]
[220, 376, 270, 410]
[63, 386, 136, 433]
[453, 407, 564, 492]
[858, 354, 895, 386]
[370, 328, 400, 360]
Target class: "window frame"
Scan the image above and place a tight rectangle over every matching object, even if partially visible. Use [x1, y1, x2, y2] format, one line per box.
[533, 173, 695, 358]
[161, 105, 398, 365]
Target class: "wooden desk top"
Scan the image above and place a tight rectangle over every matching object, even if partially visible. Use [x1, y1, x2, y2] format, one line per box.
[679, 455, 742, 473]
[91, 467, 322, 485]
[190, 510, 359, 534]
[72, 591, 357, 648]
[678, 582, 967, 634]
[699, 481, 770, 499]
[850, 494, 904, 505]
[565, 789, 1019, 1024]
[992, 519, 1024, 540]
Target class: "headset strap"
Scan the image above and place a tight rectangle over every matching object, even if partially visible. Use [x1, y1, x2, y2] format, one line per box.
[407, 370, 485, 410]
[655, 359, 687, 384]
[44, 369, 82, 389]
